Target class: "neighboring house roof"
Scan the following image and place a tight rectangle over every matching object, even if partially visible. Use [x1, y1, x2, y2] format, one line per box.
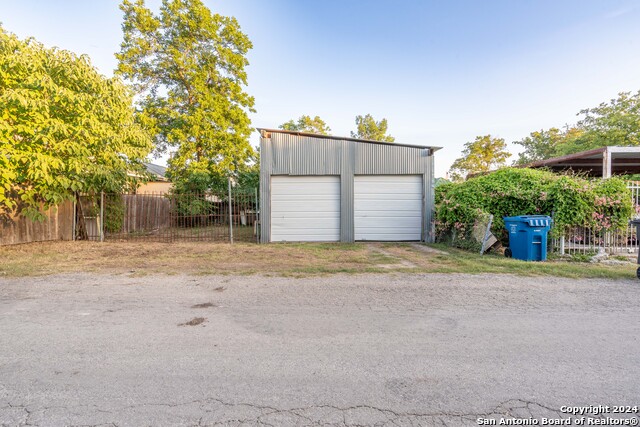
[519, 146, 640, 178]
[257, 128, 441, 152]
[144, 163, 169, 181]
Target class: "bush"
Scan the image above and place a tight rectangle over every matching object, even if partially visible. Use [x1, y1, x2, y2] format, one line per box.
[168, 172, 220, 226]
[167, 169, 258, 228]
[435, 168, 633, 247]
[104, 194, 125, 233]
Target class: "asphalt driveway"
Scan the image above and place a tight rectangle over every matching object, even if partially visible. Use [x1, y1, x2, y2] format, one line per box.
[1, 272, 639, 426]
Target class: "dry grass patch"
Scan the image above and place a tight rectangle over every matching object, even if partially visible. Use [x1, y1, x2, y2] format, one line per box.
[0, 241, 636, 280]
[0, 241, 378, 277]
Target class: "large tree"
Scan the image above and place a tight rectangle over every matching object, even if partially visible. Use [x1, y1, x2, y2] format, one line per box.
[512, 91, 640, 161]
[116, 0, 255, 184]
[448, 135, 511, 182]
[279, 115, 331, 135]
[350, 114, 394, 142]
[513, 127, 582, 165]
[555, 91, 640, 155]
[0, 27, 152, 220]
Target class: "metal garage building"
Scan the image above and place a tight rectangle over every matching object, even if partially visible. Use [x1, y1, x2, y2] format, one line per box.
[259, 129, 440, 243]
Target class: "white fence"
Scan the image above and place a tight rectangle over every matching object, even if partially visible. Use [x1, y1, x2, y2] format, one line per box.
[551, 182, 640, 255]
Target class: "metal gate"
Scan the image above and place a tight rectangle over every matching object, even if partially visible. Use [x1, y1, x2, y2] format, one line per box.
[76, 189, 259, 243]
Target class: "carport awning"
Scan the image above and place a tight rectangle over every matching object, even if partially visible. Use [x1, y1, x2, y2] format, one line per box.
[522, 146, 640, 178]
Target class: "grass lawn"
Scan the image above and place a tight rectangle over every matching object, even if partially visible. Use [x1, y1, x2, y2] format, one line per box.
[0, 241, 637, 280]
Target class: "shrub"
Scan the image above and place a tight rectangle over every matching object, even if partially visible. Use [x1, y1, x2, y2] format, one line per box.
[104, 194, 125, 233]
[435, 168, 632, 247]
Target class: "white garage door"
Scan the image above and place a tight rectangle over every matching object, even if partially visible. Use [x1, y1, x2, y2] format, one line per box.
[354, 175, 423, 241]
[271, 176, 340, 242]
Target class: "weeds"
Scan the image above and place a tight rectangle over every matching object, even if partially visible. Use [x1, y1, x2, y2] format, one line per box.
[0, 241, 635, 280]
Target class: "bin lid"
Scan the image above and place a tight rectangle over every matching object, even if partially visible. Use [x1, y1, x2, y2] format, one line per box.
[503, 215, 552, 227]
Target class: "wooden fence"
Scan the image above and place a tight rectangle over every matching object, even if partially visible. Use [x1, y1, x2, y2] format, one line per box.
[0, 201, 74, 246]
[78, 193, 172, 241]
[101, 191, 258, 242]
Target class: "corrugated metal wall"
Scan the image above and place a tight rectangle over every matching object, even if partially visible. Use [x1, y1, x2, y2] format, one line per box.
[260, 132, 436, 243]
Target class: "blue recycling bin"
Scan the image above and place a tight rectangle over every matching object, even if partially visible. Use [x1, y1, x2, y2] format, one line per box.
[503, 215, 553, 261]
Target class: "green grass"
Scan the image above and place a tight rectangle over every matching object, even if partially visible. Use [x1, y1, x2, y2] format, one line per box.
[421, 244, 636, 280]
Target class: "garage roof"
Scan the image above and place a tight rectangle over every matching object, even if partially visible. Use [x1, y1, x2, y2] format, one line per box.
[258, 128, 441, 152]
[521, 146, 640, 178]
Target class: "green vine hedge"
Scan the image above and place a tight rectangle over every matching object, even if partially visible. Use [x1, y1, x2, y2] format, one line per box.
[435, 168, 633, 245]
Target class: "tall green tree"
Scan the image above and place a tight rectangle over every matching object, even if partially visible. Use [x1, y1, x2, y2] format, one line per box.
[116, 0, 255, 185]
[279, 115, 331, 135]
[0, 27, 152, 220]
[555, 91, 640, 155]
[448, 135, 511, 182]
[513, 127, 582, 164]
[350, 114, 394, 142]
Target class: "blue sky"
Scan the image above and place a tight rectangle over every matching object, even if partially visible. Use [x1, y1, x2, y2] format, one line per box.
[2, 0, 640, 177]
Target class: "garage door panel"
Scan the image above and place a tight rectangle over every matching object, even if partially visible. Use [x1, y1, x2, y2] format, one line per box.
[271, 218, 340, 228]
[358, 192, 422, 200]
[354, 175, 422, 241]
[269, 234, 338, 242]
[354, 200, 422, 211]
[271, 210, 339, 219]
[354, 184, 422, 194]
[355, 213, 421, 220]
[271, 187, 339, 196]
[355, 217, 421, 227]
[271, 176, 340, 242]
[355, 233, 421, 241]
[271, 201, 339, 212]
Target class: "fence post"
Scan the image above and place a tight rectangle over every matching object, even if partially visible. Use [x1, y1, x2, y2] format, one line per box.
[228, 177, 234, 244]
[100, 191, 105, 242]
[253, 188, 260, 243]
[72, 198, 77, 241]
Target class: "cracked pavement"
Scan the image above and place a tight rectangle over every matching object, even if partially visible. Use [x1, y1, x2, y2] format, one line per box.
[1, 272, 639, 426]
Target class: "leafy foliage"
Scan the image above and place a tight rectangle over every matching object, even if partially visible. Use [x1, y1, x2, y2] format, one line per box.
[448, 135, 511, 181]
[513, 91, 640, 162]
[435, 168, 632, 247]
[167, 150, 258, 194]
[116, 0, 255, 184]
[350, 114, 394, 142]
[236, 161, 259, 191]
[279, 115, 331, 135]
[513, 127, 582, 165]
[167, 157, 258, 224]
[168, 171, 220, 221]
[0, 27, 152, 220]
[557, 91, 640, 155]
[434, 177, 451, 188]
[104, 194, 126, 233]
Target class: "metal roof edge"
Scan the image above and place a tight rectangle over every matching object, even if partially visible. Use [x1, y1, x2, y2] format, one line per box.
[142, 162, 169, 181]
[518, 147, 607, 169]
[257, 128, 441, 152]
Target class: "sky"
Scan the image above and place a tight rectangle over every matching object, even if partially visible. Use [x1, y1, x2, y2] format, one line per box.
[2, 0, 640, 177]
